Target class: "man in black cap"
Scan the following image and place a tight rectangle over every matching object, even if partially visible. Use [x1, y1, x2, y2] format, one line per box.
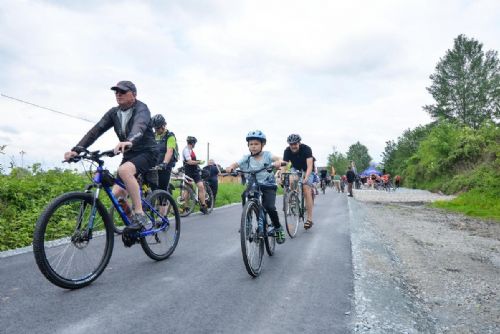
[64, 80, 158, 235]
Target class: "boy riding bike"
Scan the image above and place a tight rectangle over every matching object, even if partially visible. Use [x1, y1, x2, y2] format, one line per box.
[226, 130, 286, 244]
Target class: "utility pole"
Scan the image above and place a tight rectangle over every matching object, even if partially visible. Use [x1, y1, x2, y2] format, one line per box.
[19, 150, 26, 168]
[207, 142, 210, 164]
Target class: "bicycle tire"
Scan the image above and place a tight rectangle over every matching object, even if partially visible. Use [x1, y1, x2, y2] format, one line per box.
[203, 181, 214, 214]
[33, 192, 114, 289]
[140, 190, 181, 261]
[177, 184, 196, 217]
[264, 216, 276, 256]
[284, 191, 300, 238]
[240, 200, 264, 277]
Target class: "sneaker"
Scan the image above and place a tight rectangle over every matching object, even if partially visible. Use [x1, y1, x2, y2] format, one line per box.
[126, 213, 147, 231]
[200, 204, 208, 214]
[276, 227, 286, 244]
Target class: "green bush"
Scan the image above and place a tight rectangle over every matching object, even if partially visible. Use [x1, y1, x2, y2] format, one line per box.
[0, 167, 88, 251]
[397, 121, 500, 220]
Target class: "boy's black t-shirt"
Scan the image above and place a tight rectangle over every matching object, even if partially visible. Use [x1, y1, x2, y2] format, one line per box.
[283, 144, 313, 171]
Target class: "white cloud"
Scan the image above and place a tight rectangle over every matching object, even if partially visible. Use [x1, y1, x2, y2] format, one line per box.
[0, 0, 499, 173]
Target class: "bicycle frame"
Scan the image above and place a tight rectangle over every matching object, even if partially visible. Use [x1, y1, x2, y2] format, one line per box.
[88, 158, 171, 238]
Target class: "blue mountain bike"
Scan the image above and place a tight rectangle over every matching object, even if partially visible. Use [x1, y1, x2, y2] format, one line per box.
[33, 149, 181, 289]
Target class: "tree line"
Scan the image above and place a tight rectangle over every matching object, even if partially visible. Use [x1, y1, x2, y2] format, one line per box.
[328, 35, 499, 219]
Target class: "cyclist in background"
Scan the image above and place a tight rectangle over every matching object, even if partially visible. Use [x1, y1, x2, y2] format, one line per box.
[226, 130, 286, 244]
[182, 136, 208, 214]
[63, 80, 157, 232]
[319, 168, 328, 190]
[282, 133, 315, 230]
[151, 114, 178, 193]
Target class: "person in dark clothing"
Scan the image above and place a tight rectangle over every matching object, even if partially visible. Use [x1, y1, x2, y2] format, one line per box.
[64, 80, 158, 232]
[203, 159, 221, 204]
[346, 166, 356, 197]
[150, 114, 178, 193]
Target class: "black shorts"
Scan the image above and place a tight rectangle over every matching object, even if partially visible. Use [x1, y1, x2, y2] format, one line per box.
[185, 168, 202, 183]
[121, 150, 158, 176]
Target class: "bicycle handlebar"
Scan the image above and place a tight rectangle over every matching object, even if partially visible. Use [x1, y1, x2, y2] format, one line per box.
[230, 162, 287, 176]
[63, 149, 118, 164]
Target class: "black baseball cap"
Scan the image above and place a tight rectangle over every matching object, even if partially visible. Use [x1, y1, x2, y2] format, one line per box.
[111, 80, 137, 93]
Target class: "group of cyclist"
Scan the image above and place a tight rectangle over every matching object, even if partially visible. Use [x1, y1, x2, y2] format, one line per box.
[64, 80, 318, 243]
[64, 81, 206, 232]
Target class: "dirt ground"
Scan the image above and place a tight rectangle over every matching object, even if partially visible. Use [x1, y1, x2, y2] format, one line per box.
[351, 189, 499, 333]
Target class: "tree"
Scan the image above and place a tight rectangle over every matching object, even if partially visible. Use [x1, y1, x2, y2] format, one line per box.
[382, 124, 434, 176]
[424, 34, 500, 129]
[346, 142, 371, 172]
[327, 147, 349, 175]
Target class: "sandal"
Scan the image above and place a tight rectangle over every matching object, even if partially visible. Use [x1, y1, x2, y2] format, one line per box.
[304, 220, 313, 230]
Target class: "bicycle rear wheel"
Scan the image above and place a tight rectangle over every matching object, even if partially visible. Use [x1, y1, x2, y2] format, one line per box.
[264, 217, 276, 256]
[203, 181, 214, 214]
[284, 192, 300, 238]
[177, 184, 196, 217]
[240, 200, 264, 277]
[33, 192, 114, 289]
[140, 190, 181, 261]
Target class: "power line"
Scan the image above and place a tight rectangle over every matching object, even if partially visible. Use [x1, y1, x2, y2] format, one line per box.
[1, 93, 95, 123]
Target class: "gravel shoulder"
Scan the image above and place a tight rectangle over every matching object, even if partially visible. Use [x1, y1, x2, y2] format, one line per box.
[350, 188, 500, 333]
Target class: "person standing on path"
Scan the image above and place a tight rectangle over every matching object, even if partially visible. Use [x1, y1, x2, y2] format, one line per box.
[203, 159, 221, 204]
[346, 166, 356, 197]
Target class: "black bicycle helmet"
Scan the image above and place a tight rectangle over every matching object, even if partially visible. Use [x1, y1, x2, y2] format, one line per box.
[187, 136, 197, 145]
[246, 130, 267, 144]
[151, 114, 166, 128]
[287, 133, 301, 144]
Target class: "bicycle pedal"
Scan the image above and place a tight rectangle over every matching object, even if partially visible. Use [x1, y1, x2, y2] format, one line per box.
[121, 229, 139, 247]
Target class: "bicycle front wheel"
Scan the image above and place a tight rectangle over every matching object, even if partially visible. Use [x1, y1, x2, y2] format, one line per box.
[140, 190, 181, 261]
[284, 192, 300, 238]
[240, 200, 264, 277]
[177, 184, 196, 217]
[33, 192, 114, 289]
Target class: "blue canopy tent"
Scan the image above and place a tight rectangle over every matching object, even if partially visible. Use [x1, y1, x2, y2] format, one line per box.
[360, 167, 382, 177]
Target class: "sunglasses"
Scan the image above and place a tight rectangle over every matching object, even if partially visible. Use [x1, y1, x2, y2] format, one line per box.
[114, 89, 129, 95]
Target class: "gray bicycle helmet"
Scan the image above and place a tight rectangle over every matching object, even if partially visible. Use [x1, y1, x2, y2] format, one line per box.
[246, 130, 266, 144]
[287, 133, 301, 144]
[187, 136, 197, 145]
[151, 114, 166, 128]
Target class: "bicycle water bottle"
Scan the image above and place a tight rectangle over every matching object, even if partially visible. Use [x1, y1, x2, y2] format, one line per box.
[118, 197, 133, 219]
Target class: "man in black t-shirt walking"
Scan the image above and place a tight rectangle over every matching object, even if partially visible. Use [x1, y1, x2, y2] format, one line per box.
[282, 133, 315, 230]
[346, 166, 356, 197]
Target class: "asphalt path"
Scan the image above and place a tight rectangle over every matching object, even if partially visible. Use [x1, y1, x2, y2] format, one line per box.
[0, 189, 353, 334]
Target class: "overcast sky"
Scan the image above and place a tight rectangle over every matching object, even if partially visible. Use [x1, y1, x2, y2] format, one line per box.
[1, 0, 499, 172]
